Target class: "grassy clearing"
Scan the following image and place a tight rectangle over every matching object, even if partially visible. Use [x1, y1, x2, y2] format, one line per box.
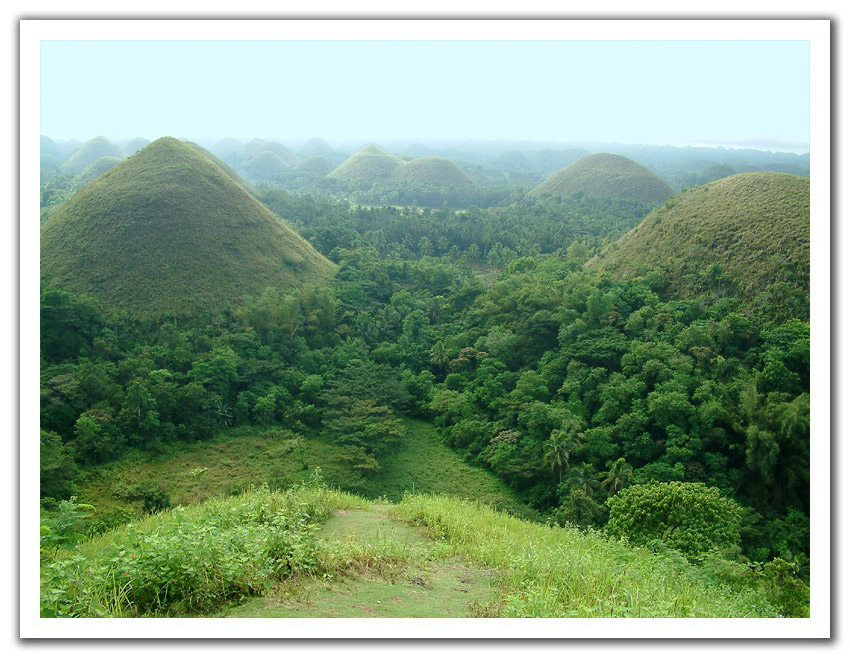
[395, 494, 780, 618]
[78, 418, 535, 524]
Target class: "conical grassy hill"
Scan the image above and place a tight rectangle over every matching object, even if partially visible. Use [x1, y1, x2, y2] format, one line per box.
[41, 137, 335, 318]
[59, 136, 126, 177]
[531, 153, 674, 204]
[329, 145, 476, 188]
[238, 139, 300, 168]
[242, 150, 290, 180]
[296, 155, 335, 176]
[394, 156, 478, 187]
[328, 144, 406, 183]
[586, 172, 810, 320]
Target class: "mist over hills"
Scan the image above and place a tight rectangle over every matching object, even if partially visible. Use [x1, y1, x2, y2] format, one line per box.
[43, 135, 809, 193]
[40, 137, 335, 318]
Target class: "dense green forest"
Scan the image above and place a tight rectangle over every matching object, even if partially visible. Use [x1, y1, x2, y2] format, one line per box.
[38, 135, 811, 619]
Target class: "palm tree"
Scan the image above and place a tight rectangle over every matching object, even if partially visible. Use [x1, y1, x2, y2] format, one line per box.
[565, 463, 600, 497]
[429, 340, 450, 372]
[600, 457, 634, 496]
[543, 422, 583, 484]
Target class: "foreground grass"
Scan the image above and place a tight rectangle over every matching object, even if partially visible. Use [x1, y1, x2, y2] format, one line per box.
[43, 487, 785, 618]
[41, 484, 365, 617]
[395, 494, 780, 618]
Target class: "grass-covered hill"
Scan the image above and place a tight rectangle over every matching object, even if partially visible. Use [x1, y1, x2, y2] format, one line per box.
[124, 137, 151, 154]
[40, 137, 335, 318]
[296, 154, 335, 176]
[58, 136, 126, 177]
[298, 137, 335, 158]
[329, 145, 477, 189]
[393, 156, 478, 187]
[238, 139, 301, 169]
[587, 172, 810, 319]
[70, 156, 122, 189]
[40, 134, 61, 159]
[531, 152, 675, 204]
[209, 137, 244, 163]
[328, 144, 407, 183]
[242, 150, 291, 180]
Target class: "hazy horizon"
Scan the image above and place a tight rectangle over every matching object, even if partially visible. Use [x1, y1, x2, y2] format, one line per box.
[41, 39, 810, 153]
[40, 134, 811, 157]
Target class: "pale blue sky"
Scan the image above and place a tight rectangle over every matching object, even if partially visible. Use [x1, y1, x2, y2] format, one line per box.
[40, 39, 810, 151]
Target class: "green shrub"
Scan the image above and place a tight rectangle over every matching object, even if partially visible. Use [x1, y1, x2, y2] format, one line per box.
[605, 481, 742, 558]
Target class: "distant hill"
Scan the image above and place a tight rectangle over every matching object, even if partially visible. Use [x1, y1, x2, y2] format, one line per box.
[531, 153, 675, 204]
[70, 156, 122, 189]
[328, 144, 407, 184]
[125, 137, 151, 154]
[495, 149, 533, 171]
[393, 156, 478, 187]
[586, 172, 810, 320]
[329, 145, 476, 188]
[238, 139, 301, 168]
[209, 138, 244, 164]
[40, 135, 61, 159]
[526, 147, 589, 173]
[298, 137, 334, 158]
[242, 150, 291, 180]
[59, 136, 126, 177]
[41, 137, 335, 318]
[296, 155, 335, 176]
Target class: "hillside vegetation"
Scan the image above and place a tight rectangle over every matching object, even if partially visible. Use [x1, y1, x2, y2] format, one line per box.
[587, 172, 810, 321]
[41, 137, 335, 318]
[531, 153, 674, 204]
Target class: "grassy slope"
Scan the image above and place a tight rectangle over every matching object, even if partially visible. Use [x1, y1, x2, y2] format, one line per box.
[79, 418, 535, 520]
[41, 137, 335, 318]
[586, 172, 810, 316]
[531, 152, 674, 204]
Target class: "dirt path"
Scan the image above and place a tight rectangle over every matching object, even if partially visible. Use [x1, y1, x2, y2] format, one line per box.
[225, 505, 498, 618]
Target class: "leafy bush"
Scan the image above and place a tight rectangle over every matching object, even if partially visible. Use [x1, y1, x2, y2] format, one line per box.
[605, 481, 743, 558]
